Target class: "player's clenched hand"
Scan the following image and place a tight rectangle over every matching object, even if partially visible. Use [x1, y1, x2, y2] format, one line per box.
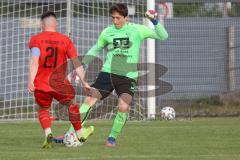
[27, 82, 35, 92]
[145, 10, 157, 20]
[145, 10, 158, 25]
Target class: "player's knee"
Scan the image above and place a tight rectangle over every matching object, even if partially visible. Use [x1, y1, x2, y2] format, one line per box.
[118, 105, 129, 112]
[92, 90, 102, 99]
[119, 93, 132, 104]
[85, 96, 98, 106]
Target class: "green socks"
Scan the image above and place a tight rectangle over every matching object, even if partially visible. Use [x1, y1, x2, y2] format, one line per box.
[68, 103, 91, 132]
[68, 104, 128, 141]
[109, 111, 128, 139]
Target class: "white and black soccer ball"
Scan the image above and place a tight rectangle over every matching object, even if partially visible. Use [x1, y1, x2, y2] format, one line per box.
[160, 106, 176, 120]
[63, 132, 83, 147]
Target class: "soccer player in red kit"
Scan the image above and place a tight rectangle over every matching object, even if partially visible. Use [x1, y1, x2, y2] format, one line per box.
[28, 11, 93, 148]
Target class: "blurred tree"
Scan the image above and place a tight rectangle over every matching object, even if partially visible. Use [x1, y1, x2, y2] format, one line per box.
[173, 2, 223, 17]
[228, 2, 240, 17]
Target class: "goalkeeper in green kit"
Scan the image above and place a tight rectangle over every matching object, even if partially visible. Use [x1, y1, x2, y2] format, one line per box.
[68, 3, 168, 147]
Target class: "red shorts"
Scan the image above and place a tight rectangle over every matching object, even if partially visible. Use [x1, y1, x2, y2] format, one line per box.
[34, 85, 75, 108]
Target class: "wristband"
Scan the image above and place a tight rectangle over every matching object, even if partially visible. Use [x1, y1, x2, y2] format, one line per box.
[151, 19, 158, 25]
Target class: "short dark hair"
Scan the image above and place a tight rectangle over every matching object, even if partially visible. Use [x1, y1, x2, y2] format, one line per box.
[41, 11, 57, 20]
[109, 3, 128, 17]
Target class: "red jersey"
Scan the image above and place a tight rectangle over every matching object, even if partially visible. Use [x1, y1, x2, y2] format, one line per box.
[29, 31, 78, 92]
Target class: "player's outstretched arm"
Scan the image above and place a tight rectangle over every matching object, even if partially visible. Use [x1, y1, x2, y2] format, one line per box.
[145, 10, 159, 25]
[141, 10, 168, 40]
[82, 45, 103, 65]
[82, 31, 107, 65]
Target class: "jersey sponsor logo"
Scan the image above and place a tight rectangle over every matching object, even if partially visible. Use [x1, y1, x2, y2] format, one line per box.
[113, 52, 130, 57]
[113, 38, 132, 49]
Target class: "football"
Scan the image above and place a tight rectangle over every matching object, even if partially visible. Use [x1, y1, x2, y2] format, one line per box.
[160, 106, 176, 120]
[63, 131, 83, 147]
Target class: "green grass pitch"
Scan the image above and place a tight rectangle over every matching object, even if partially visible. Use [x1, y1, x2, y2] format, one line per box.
[0, 118, 240, 160]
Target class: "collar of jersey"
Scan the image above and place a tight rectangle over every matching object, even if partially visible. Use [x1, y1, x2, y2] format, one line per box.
[114, 22, 128, 31]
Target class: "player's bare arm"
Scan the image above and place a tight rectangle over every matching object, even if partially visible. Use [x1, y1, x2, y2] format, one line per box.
[27, 55, 39, 92]
[141, 10, 168, 40]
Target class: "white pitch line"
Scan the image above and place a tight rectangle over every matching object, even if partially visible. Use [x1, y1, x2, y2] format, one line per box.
[42, 154, 240, 160]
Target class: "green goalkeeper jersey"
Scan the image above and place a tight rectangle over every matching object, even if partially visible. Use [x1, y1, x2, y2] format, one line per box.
[82, 22, 168, 80]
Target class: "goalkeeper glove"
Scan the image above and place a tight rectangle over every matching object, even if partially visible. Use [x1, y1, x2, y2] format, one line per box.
[145, 10, 158, 25]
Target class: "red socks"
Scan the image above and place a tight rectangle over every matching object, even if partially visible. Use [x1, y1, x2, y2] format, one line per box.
[38, 104, 82, 132]
[68, 103, 82, 131]
[38, 109, 51, 129]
